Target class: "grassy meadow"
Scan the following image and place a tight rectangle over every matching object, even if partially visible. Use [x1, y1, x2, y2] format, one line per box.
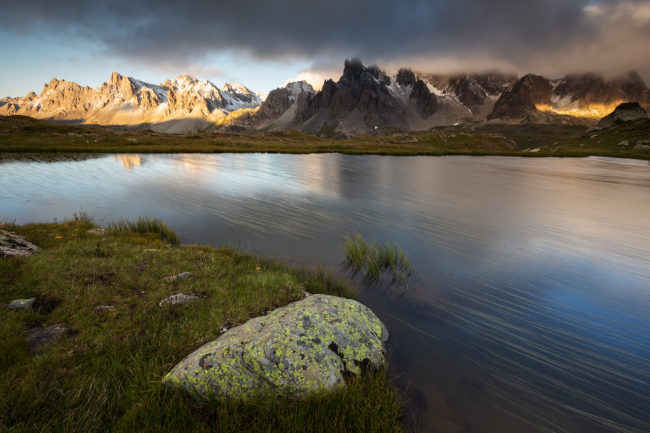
[0, 216, 404, 432]
[1, 115, 649, 160]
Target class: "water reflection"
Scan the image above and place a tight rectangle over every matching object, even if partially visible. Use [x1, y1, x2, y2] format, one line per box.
[1, 154, 649, 433]
[115, 154, 143, 170]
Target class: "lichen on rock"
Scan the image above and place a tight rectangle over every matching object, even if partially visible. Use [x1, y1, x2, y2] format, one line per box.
[163, 294, 388, 399]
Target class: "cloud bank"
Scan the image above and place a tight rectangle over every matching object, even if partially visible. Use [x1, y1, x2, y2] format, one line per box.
[1, 0, 649, 81]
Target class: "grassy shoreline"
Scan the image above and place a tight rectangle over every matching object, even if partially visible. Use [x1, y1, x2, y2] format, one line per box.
[2, 115, 649, 160]
[0, 217, 404, 432]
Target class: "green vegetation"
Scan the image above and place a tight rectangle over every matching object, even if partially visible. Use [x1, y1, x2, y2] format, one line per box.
[0, 218, 403, 432]
[343, 234, 415, 287]
[2, 115, 649, 160]
[107, 217, 180, 245]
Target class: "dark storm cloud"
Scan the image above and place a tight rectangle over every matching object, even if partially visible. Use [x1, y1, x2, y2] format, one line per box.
[1, 0, 649, 78]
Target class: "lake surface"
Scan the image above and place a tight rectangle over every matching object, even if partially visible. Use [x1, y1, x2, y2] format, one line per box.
[2, 153, 649, 432]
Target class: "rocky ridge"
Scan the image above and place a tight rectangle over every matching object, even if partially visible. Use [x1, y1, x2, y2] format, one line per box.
[0, 72, 261, 133]
[2, 60, 649, 136]
[490, 71, 650, 122]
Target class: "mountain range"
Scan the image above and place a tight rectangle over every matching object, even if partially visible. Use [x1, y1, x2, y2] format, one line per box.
[2, 59, 649, 135]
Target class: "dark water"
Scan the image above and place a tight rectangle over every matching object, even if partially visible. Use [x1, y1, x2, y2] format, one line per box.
[2, 153, 649, 432]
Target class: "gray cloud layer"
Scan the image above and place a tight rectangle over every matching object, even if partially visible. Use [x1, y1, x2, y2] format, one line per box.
[1, 0, 649, 79]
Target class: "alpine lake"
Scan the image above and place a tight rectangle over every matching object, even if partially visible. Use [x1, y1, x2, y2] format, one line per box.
[1, 153, 649, 433]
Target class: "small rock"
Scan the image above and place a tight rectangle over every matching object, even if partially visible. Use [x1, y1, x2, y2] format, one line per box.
[7, 296, 60, 313]
[618, 141, 630, 146]
[159, 293, 200, 307]
[86, 228, 106, 236]
[633, 144, 650, 150]
[304, 291, 312, 297]
[530, 148, 541, 153]
[26, 324, 70, 354]
[7, 298, 36, 310]
[162, 272, 193, 283]
[219, 327, 228, 334]
[144, 249, 160, 253]
[95, 305, 116, 312]
[0, 230, 41, 257]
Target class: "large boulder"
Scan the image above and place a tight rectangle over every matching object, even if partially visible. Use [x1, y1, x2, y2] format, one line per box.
[163, 294, 388, 399]
[598, 102, 648, 128]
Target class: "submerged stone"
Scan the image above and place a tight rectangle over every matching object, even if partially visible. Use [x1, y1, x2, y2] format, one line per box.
[163, 294, 388, 399]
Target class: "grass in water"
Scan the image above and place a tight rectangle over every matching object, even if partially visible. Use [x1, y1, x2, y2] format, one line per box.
[343, 234, 414, 287]
[0, 219, 404, 432]
[107, 216, 180, 245]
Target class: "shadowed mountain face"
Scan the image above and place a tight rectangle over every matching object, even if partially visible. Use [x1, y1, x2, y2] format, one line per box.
[489, 71, 650, 122]
[297, 59, 408, 135]
[597, 102, 648, 128]
[488, 74, 553, 121]
[2, 60, 649, 135]
[259, 61, 518, 135]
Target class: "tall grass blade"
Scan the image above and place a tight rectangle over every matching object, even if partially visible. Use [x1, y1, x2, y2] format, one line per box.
[342, 234, 414, 288]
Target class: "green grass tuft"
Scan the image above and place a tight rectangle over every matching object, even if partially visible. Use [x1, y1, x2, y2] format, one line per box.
[107, 217, 180, 245]
[72, 210, 94, 225]
[343, 234, 415, 287]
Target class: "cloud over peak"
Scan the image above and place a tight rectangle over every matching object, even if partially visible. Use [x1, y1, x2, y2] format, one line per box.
[1, 0, 649, 81]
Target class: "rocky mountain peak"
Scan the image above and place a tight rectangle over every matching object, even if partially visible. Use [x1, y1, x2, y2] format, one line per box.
[409, 79, 437, 118]
[43, 77, 64, 92]
[302, 59, 405, 132]
[222, 82, 253, 95]
[109, 72, 122, 84]
[285, 81, 315, 99]
[104, 72, 138, 100]
[342, 58, 365, 81]
[516, 74, 553, 99]
[340, 59, 389, 85]
[488, 74, 552, 120]
[396, 69, 416, 87]
[176, 74, 198, 83]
